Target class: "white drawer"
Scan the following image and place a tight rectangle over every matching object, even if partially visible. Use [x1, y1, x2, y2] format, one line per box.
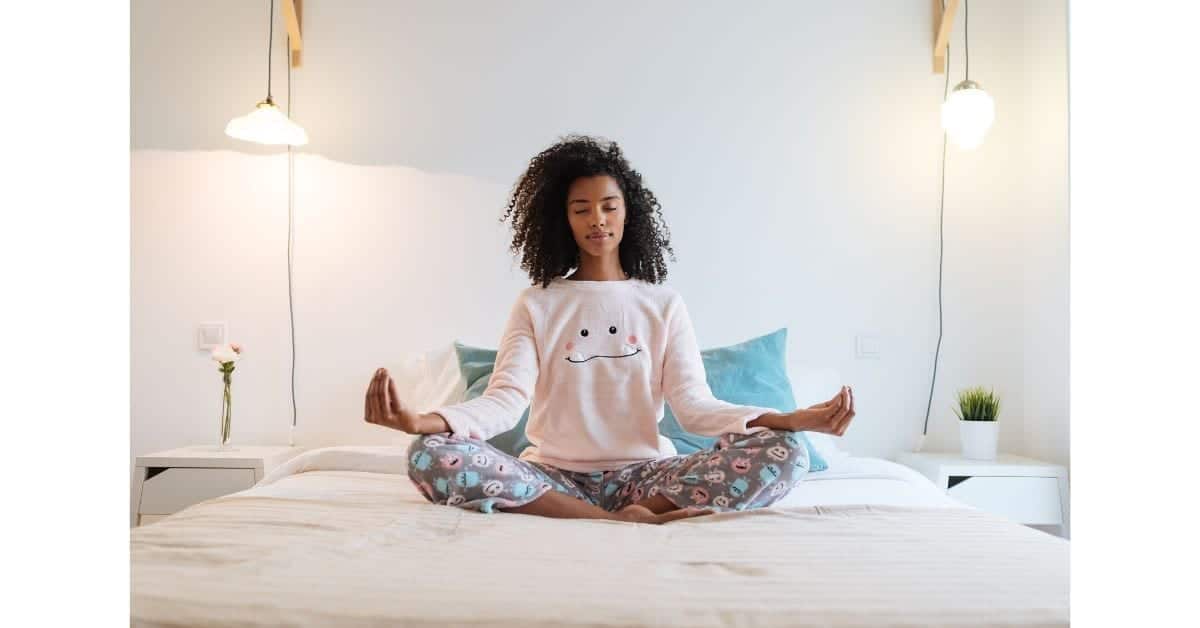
[947, 475, 1062, 525]
[138, 467, 256, 515]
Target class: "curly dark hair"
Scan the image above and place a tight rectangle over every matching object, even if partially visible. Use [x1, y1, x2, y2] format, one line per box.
[500, 134, 676, 288]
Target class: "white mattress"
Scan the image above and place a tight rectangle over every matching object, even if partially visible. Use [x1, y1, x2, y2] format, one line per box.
[131, 446, 1069, 627]
[778, 455, 964, 509]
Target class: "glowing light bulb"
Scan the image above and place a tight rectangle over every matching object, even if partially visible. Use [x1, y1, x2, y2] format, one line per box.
[941, 80, 994, 150]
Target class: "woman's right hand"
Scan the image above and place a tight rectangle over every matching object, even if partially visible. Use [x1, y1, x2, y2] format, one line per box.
[364, 368, 422, 433]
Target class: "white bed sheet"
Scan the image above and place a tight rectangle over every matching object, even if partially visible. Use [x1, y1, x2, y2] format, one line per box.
[133, 447, 1068, 627]
[257, 447, 960, 511]
[778, 456, 962, 509]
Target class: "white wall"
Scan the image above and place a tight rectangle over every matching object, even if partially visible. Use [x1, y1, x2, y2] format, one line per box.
[131, 1, 1069, 492]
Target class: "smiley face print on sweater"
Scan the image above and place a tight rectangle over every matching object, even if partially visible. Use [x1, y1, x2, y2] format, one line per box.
[563, 301, 643, 365]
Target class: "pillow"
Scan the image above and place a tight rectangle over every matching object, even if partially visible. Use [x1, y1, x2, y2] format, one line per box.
[453, 342, 533, 458]
[657, 328, 829, 472]
[784, 363, 851, 463]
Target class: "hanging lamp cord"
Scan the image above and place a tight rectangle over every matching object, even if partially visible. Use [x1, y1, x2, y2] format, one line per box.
[922, 1, 953, 437]
[286, 33, 298, 439]
[266, 0, 275, 101]
[964, 0, 970, 81]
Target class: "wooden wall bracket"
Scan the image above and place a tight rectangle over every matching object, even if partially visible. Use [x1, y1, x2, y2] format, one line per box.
[933, 0, 959, 74]
[283, 0, 303, 68]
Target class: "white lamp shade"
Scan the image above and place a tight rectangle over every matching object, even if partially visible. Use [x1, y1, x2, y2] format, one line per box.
[225, 100, 309, 146]
[940, 81, 994, 150]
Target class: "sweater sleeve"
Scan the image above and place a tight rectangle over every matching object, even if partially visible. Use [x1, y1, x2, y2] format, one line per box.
[430, 294, 539, 441]
[661, 293, 775, 437]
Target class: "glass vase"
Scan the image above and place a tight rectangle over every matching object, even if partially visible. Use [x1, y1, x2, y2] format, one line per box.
[218, 366, 234, 450]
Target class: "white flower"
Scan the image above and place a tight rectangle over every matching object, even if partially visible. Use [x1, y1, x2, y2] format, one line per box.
[211, 343, 242, 364]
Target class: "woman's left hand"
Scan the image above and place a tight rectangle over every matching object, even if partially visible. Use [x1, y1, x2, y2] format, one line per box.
[787, 386, 855, 435]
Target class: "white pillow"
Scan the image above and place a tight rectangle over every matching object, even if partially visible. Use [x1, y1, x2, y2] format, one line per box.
[387, 342, 465, 446]
[290, 343, 464, 449]
[409, 342, 468, 412]
[786, 363, 851, 463]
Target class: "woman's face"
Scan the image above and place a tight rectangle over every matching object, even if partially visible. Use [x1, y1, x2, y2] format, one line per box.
[566, 175, 626, 258]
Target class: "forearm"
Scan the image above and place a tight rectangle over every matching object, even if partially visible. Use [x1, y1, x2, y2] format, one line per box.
[417, 412, 452, 434]
[747, 411, 792, 431]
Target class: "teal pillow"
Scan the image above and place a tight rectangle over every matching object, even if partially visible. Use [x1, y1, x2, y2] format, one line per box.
[453, 342, 532, 457]
[657, 328, 829, 472]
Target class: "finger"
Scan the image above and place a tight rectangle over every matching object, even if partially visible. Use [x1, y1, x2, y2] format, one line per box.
[834, 399, 856, 434]
[816, 388, 844, 409]
[375, 374, 390, 424]
[381, 375, 393, 421]
[813, 388, 840, 408]
[387, 376, 403, 416]
[365, 381, 375, 423]
[370, 370, 386, 422]
[365, 372, 380, 422]
[827, 397, 852, 432]
[838, 388, 855, 427]
[368, 369, 381, 401]
[821, 394, 844, 418]
[835, 415, 853, 436]
[834, 406, 854, 434]
[813, 393, 841, 417]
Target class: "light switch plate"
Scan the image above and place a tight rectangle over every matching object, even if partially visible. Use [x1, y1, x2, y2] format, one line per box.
[197, 322, 226, 351]
[855, 333, 881, 359]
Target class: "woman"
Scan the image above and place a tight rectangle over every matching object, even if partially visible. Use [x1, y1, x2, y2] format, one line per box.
[364, 135, 855, 525]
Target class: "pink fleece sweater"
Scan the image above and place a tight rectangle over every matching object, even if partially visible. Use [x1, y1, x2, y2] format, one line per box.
[431, 277, 774, 472]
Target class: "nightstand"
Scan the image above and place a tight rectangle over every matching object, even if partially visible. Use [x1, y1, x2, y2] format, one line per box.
[895, 451, 1070, 538]
[131, 445, 304, 527]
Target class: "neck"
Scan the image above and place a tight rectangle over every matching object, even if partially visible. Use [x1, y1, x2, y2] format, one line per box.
[569, 254, 627, 281]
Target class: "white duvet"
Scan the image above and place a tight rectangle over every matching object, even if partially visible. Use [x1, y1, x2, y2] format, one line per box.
[131, 446, 1069, 627]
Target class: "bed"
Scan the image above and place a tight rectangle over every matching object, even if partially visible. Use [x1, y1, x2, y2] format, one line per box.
[130, 444, 1069, 627]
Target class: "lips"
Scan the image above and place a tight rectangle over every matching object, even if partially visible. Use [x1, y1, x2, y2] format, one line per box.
[587, 233, 611, 240]
[565, 346, 642, 364]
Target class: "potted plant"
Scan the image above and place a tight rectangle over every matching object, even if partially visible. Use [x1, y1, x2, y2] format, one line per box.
[954, 386, 1000, 460]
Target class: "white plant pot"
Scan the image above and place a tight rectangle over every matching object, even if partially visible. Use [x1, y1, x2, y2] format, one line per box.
[959, 419, 999, 460]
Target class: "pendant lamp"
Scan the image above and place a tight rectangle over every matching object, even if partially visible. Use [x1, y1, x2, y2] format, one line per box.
[940, 0, 993, 150]
[225, 0, 308, 146]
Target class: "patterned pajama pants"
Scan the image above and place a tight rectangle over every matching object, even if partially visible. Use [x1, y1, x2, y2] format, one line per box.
[406, 428, 811, 514]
